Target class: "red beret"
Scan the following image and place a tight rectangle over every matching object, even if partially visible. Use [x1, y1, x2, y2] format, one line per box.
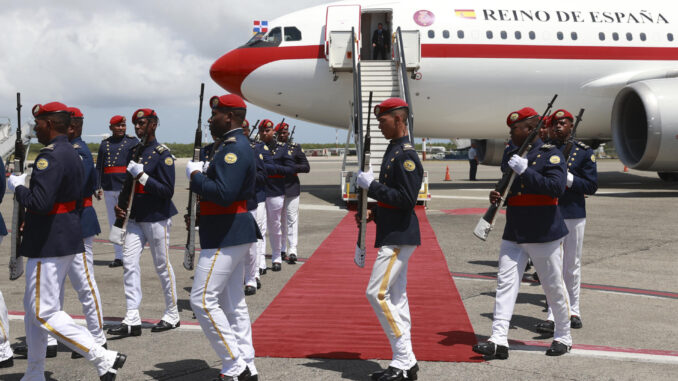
[210, 94, 246, 110]
[506, 107, 538, 127]
[374, 98, 409, 117]
[259, 119, 275, 130]
[542, 115, 553, 128]
[551, 109, 573, 121]
[32, 102, 69, 117]
[242, 119, 249, 128]
[67, 107, 83, 118]
[275, 122, 289, 132]
[132, 108, 157, 124]
[110, 115, 125, 125]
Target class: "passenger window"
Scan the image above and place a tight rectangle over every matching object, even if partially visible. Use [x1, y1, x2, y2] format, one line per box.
[571, 32, 578, 40]
[500, 31, 507, 39]
[443, 30, 450, 39]
[599, 32, 605, 41]
[266, 27, 282, 44]
[612, 32, 619, 41]
[557, 32, 564, 40]
[457, 30, 465, 39]
[529, 31, 536, 40]
[515, 31, 522, 40]
[669, 33, 675, 42]
[428, 30, 435, 39]
[284, 27, 302, 42]
[626, 32, 633, 41]
[486, 30, 493, 39]
[640, 32, 647, 41]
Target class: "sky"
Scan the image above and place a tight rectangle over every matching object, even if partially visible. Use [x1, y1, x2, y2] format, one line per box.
[0, 0, 356, 144]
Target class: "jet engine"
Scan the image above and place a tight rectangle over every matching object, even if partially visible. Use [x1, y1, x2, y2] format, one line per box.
[473, 139, 509, 166]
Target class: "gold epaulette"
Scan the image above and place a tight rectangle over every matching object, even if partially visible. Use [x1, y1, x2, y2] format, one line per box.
[155, 144, 170, 154]
[41, 144, 55, 151]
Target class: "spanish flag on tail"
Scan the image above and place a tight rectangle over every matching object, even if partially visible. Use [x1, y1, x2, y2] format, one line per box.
[455, 9, 476, 20]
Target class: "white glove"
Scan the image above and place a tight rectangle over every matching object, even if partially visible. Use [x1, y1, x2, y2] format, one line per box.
[567, 171, 574, 188]
[356, 164, 374, 189]
[508, 154, 528, 175]
[127, 160, 144, 177]
[8, 173, 27, 192]
[203, 161, 211, 172]
[186, 160, 204, 180]
[354, 245, 365, 268]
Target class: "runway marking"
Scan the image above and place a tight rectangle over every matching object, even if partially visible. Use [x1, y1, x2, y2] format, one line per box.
[8, 311, 203, 331]
[432, 195, 488, 200]
[298, 204, 348, 212]
[451, 272, 678, 300]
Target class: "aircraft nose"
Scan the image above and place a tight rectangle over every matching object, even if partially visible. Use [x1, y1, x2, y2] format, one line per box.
[210, 48, 252, 97]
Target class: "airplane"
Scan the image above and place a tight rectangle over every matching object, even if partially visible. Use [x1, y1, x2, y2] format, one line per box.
[210, 0, 678, 181]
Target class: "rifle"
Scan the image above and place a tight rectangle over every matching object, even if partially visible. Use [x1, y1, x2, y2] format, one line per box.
[183, 83, 205, 271]
[354, 91, 373, 268]
[561, 109, 585, 159]
[289, 125, 296, 143]
[473, 94, 558, 241]
[108, 125, 151, 245]
[9, 93, 25, 280]
[248, 119, 260, 140]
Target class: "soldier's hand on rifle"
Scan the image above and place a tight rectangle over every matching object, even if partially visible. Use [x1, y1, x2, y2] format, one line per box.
[186, 161, 204, 180]
[127, 160, 144, 178]
[508, 154, 528, 175]
[114, 205, 126, 219]
[7, 173, 27, 192]
[356, 164, 374, 189]
[95, 189, 103, 201]
[489, 190, 501, 204]
[354, 209, 374, 226]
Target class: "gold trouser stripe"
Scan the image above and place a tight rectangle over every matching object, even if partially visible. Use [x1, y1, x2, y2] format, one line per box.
[378, 248, 402, 338]
[0, 317, 7, 341]
[560, 242, 572, 318]
[82, 252, 103, 329]
[164, 224, 176, 307]
[36, 261, 90, 353]
[202, 250, 235, 359]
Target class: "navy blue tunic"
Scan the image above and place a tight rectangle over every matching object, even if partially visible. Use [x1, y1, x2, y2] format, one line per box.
[96, 135, 139, 191]
[71, 137, 101, 238]
[128, 139, 178, 222]
[0, 157, 7, 236]
[556, 141, 598, 219]
[283, 143, 310, 197]
[367, 136, 423, 248]
[501, 139, 569, 243]
[190, 128, 260, 249]
[261, 141, 295, 198]
[16, 135, 85, 258]
[247, 142, 268, 211]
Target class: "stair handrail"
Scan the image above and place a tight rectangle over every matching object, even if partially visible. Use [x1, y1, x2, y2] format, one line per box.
[351, 27, 364, 169]
[394, 27, 415, 144]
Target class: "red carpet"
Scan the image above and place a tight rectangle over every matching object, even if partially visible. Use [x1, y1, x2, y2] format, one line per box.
[252, 207, 481, 362]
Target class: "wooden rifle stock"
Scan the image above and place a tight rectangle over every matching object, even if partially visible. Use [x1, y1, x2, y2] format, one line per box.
[183, 83, 205, 271]
[9, 92, 25, 280]
[355, 91, 373, 267]
[473, 94, 558, 241]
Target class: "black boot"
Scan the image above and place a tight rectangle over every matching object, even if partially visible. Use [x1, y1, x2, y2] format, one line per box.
[107, 323, 141, 337]
[472, 341, 509, 359]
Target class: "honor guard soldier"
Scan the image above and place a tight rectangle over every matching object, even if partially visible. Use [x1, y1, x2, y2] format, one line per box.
[8, 102, 126, 380]
[473, 107, 572, 360]
[355, 98, 422, 381]
[186, 94, 260, 381]
[0, 155, 13, 369]
[108, 108, 180, 337]
[259, 119, 295, 272]
[536, 109, 598, 334]
[246, 119, 268, 295]
[96, 115, 139, 268]
[277, 123, 310, 264]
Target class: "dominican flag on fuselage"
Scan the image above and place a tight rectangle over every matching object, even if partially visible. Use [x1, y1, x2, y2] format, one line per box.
[253, 20, 269, 33]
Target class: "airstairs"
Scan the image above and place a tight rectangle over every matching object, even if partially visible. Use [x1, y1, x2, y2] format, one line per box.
[0, 119, 33, 171]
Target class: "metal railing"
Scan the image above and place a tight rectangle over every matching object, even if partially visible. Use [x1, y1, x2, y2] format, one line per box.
[351, 27, 364, 167]
[394, 27, 415, 144]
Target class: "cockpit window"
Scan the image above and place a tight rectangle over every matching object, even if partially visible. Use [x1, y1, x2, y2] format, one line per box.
[243, 27, 282, 48]
[284, 27, 302, 41]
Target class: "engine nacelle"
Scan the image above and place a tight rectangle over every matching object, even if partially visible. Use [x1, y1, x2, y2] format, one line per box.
[472, 139, 508, 166]
[611, 79, 678, 171]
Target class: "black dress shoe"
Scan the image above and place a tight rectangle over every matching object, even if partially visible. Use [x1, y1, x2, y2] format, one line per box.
[472, 341, 509, 360]
[108, 259, 123, 268]
[571, 315, 583, 329]
[259, 268, 267, 275]
[99, 352, 127, 381]
[536, 320, 555, 335]
[74, 342, 107, 359]
[151, 320, 180, 332]
[272, 263, 282, 272]
[12, 343, 57, 358]
[287, 253, 297, 264]
[545, 340, 571, 356]
[372, 366, 407, 381]
[281, 251, 288, 261]
[0, 357, 13, 368]
[212, 366, 252, 380]
[107, 323, 141, 337]
[244, 285, 256, 296]
[256, 278, 261, 289]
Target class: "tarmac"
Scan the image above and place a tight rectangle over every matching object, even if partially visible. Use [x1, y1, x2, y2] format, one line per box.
[0, 157, 677, 380]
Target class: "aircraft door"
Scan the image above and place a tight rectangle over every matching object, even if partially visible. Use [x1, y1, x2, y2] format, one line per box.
[325, 4, 361, 71]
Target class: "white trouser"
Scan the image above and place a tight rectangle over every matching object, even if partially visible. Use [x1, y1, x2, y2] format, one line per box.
[190, 244, 257, 376]
[121, 219, 178, 326]
[548, 218, 586, 320]
[490, 239, 572, 347]
[245, 208, 262, 287]
[57, 236, 106, 345]
[265, 196, 284, 263]
[0, 289, 13, 362]
[366, 245, 417, 370]
[280, 195, 299, 255]
[104, 190, 124, 260]
[22, 256, 118, 380]
[254, 202, 267, 271]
